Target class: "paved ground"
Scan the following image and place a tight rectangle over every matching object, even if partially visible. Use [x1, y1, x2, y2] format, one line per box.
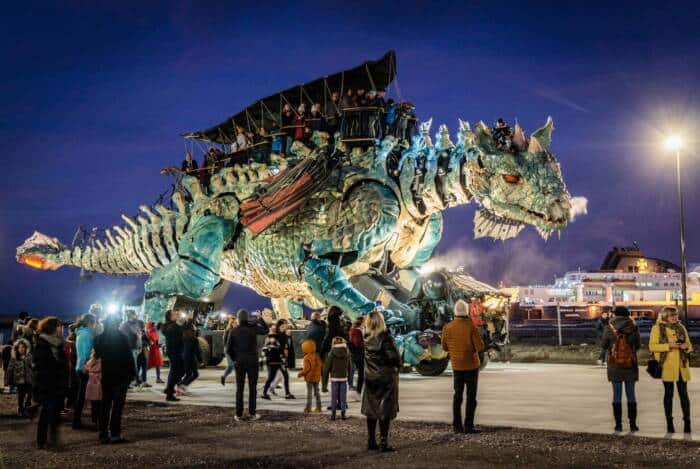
[130, 362, 699, 440]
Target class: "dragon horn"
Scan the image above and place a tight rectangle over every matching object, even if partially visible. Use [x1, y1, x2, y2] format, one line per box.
[512, 123, 528, 152]
[529, 116, 554, 152]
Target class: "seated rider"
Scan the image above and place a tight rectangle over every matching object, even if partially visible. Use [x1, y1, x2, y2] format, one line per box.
[492, 117, 512, 151]
[181, 151, 199, 176]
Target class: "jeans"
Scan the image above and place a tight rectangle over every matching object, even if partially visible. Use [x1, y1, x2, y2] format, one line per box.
[180, 360, 199, 387]
[99, 382, 128, 439]
[234, 361, 259, 417]
[306, 382, 321, 409]
[664, 379, 691, 421]
[165, 353, 185, 397]
[611, 381, 636, 404]
[137, 351, 148, 383]
[73, 371, 89, 425]
[351, 356, 364, 393]
[37, 397, 62, 446]
[330, 381, 348, 411]
[453, 369, 479, 430]
[222, 353, 235, 381]
[131, 350, 140, 382]
[16, 383, 32, 413]
[263, 364, 290, 395]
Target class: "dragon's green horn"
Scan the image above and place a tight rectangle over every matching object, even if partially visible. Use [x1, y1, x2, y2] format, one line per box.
[529, 116, 554, 151]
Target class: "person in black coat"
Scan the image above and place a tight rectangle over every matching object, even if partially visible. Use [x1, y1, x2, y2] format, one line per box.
[227, 309, 269, 419]
[32, 317, 68, 449]
[306, 312, 326, 356]
[596, 308, 612, 366]
[161, 310, 185, 402]
[94, 315, 136, 444]
[361, 311, 400, 453]
[179, 322, 202, 390]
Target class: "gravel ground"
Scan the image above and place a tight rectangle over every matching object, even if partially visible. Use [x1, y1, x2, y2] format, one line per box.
[1, 394, 699, 468]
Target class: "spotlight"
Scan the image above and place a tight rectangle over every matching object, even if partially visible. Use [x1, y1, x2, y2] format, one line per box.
[107, 303, 119, 315]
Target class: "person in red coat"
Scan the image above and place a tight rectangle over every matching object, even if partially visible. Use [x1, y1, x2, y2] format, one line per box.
[145, 321, 164, 384]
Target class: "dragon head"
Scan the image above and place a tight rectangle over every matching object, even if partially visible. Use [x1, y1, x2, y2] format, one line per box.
[16, 231, 67, 270]
[464, 117, 571, 240]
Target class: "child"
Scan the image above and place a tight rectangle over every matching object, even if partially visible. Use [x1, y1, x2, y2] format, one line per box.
[178, 322, 201, 396]
[323, 336, 352, 420]
[298, 339, 322, 413]
[7, 339, 32, 416]
[84, 350, 102, 424]
[261, 328, 282, 400]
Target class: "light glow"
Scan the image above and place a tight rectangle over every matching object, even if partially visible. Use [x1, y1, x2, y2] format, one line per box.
[664, 135, 684, 151]
[107, 303, 119, 314]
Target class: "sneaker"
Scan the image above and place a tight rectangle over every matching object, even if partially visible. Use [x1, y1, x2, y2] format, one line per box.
[596, 359, 602, 366]
[285, 394, 296, 400]
[233, 415, 241, 422]
[249, 414, 260, 421]
[261, 394, 271, 400]
[156, 378, 165, 384]
[141, 382, 152, 388]
[270, 389, 278, 396]
[165, 395, 180, 402]
[220, 376, 225, 386]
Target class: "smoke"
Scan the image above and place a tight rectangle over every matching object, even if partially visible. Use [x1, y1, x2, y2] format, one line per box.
[419, 236, 570, 287]
[569, 196, 588, 222]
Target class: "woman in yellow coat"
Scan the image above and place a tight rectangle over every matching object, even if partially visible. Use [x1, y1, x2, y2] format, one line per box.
[648, 307, 693, 434]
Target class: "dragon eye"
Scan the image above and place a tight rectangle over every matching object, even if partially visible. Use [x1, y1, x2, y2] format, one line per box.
[502, 174, 521, 184]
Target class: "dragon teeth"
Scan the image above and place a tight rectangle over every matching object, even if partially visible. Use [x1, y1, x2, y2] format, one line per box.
[473, 209, 525, 241]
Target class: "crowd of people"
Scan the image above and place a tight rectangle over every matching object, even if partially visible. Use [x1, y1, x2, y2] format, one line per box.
[175, 88, 417, 190]
[0, 300, 694, 452]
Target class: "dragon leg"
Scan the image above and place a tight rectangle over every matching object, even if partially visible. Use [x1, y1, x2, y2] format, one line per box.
[144, 214, 234, 322]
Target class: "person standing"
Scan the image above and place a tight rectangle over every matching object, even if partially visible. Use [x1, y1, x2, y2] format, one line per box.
[348, 317, 365, 396]
[298, 339, 323, 413]
[362, 311, 401, 452]
[181, 151, 199, 176]
[227, 309, 269, 420]
[596, 308, 612, 366]
[221, 317, 237, 386]
[649, 307, 693, 434]
[32, 317, 68, 449]
[306, 311, 327, 360]
[94, 315, 136, 444]
[261, 328, 284, 400]
[145, 321, 164, 384]
[441, 299, 485, 434]
[323, 336, 352, 420]
[7, 338, 32, 417]
[73, 313, 97, 429]
[272, 320, 295, 399]
[601, 306, 641, 432]
[162, 310, 185, 402]
[119, 310, 142, 385]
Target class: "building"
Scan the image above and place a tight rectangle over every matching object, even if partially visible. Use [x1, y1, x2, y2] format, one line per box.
[503, 245, 700, 322]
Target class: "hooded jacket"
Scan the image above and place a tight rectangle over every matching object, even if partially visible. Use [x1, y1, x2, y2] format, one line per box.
[298, 340, 322, 383]
[601, 315, 640, 382]
[8, 338, 32, 385]
[649, 318, 693, 383]
[75, 325, 94, 372]
[323, 342, 352, 382]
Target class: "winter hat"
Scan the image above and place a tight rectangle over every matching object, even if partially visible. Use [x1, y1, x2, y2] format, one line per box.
[454, 299, 469, 317]
[614, 306, 630, 317]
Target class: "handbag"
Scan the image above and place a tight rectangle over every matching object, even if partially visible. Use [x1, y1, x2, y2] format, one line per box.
[646, 357, 662, 379]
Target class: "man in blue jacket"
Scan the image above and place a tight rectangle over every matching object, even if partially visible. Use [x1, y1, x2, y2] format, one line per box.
[73, 313, 97, 429]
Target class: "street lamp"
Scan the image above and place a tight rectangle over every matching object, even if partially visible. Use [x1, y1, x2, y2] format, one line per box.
[664, 135, 689, 325]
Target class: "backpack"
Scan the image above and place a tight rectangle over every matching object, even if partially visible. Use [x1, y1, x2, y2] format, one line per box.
[607, 324, 635, 368]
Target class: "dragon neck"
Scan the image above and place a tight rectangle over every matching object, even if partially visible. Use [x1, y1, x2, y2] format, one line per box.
[397, 142, 473, 218]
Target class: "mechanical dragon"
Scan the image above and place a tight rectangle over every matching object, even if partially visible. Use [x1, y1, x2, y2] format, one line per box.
[17, 52, 572, 373]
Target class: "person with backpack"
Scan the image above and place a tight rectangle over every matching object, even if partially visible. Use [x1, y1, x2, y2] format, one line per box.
[601, 306, 641, 432]
[649, 307, 693, 433]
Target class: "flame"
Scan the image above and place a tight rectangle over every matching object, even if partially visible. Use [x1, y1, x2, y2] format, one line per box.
[21, 255, 48, 270]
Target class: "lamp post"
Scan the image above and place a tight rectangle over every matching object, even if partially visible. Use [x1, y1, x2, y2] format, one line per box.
[664, 135, 688, 325]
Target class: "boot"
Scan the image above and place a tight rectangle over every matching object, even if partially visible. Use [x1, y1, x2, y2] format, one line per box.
[380, 437, 395, 452]
[684, 419, 691, 434]
[314, 406, 322, 413]
[612, 403, 622, 432]
[303, 405, 311, 413]
[341, 410, 346, 420]
[664, 398, 675, 433]
[331, 410, 336, 421]
[627, 402, 639, 432]
[368, 437, 379, 451]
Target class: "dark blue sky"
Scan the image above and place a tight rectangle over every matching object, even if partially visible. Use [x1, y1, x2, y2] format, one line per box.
[2, 1, 699, 317]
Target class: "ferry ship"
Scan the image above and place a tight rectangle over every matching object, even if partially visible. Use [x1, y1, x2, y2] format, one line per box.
[503, 245, 700, 323]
